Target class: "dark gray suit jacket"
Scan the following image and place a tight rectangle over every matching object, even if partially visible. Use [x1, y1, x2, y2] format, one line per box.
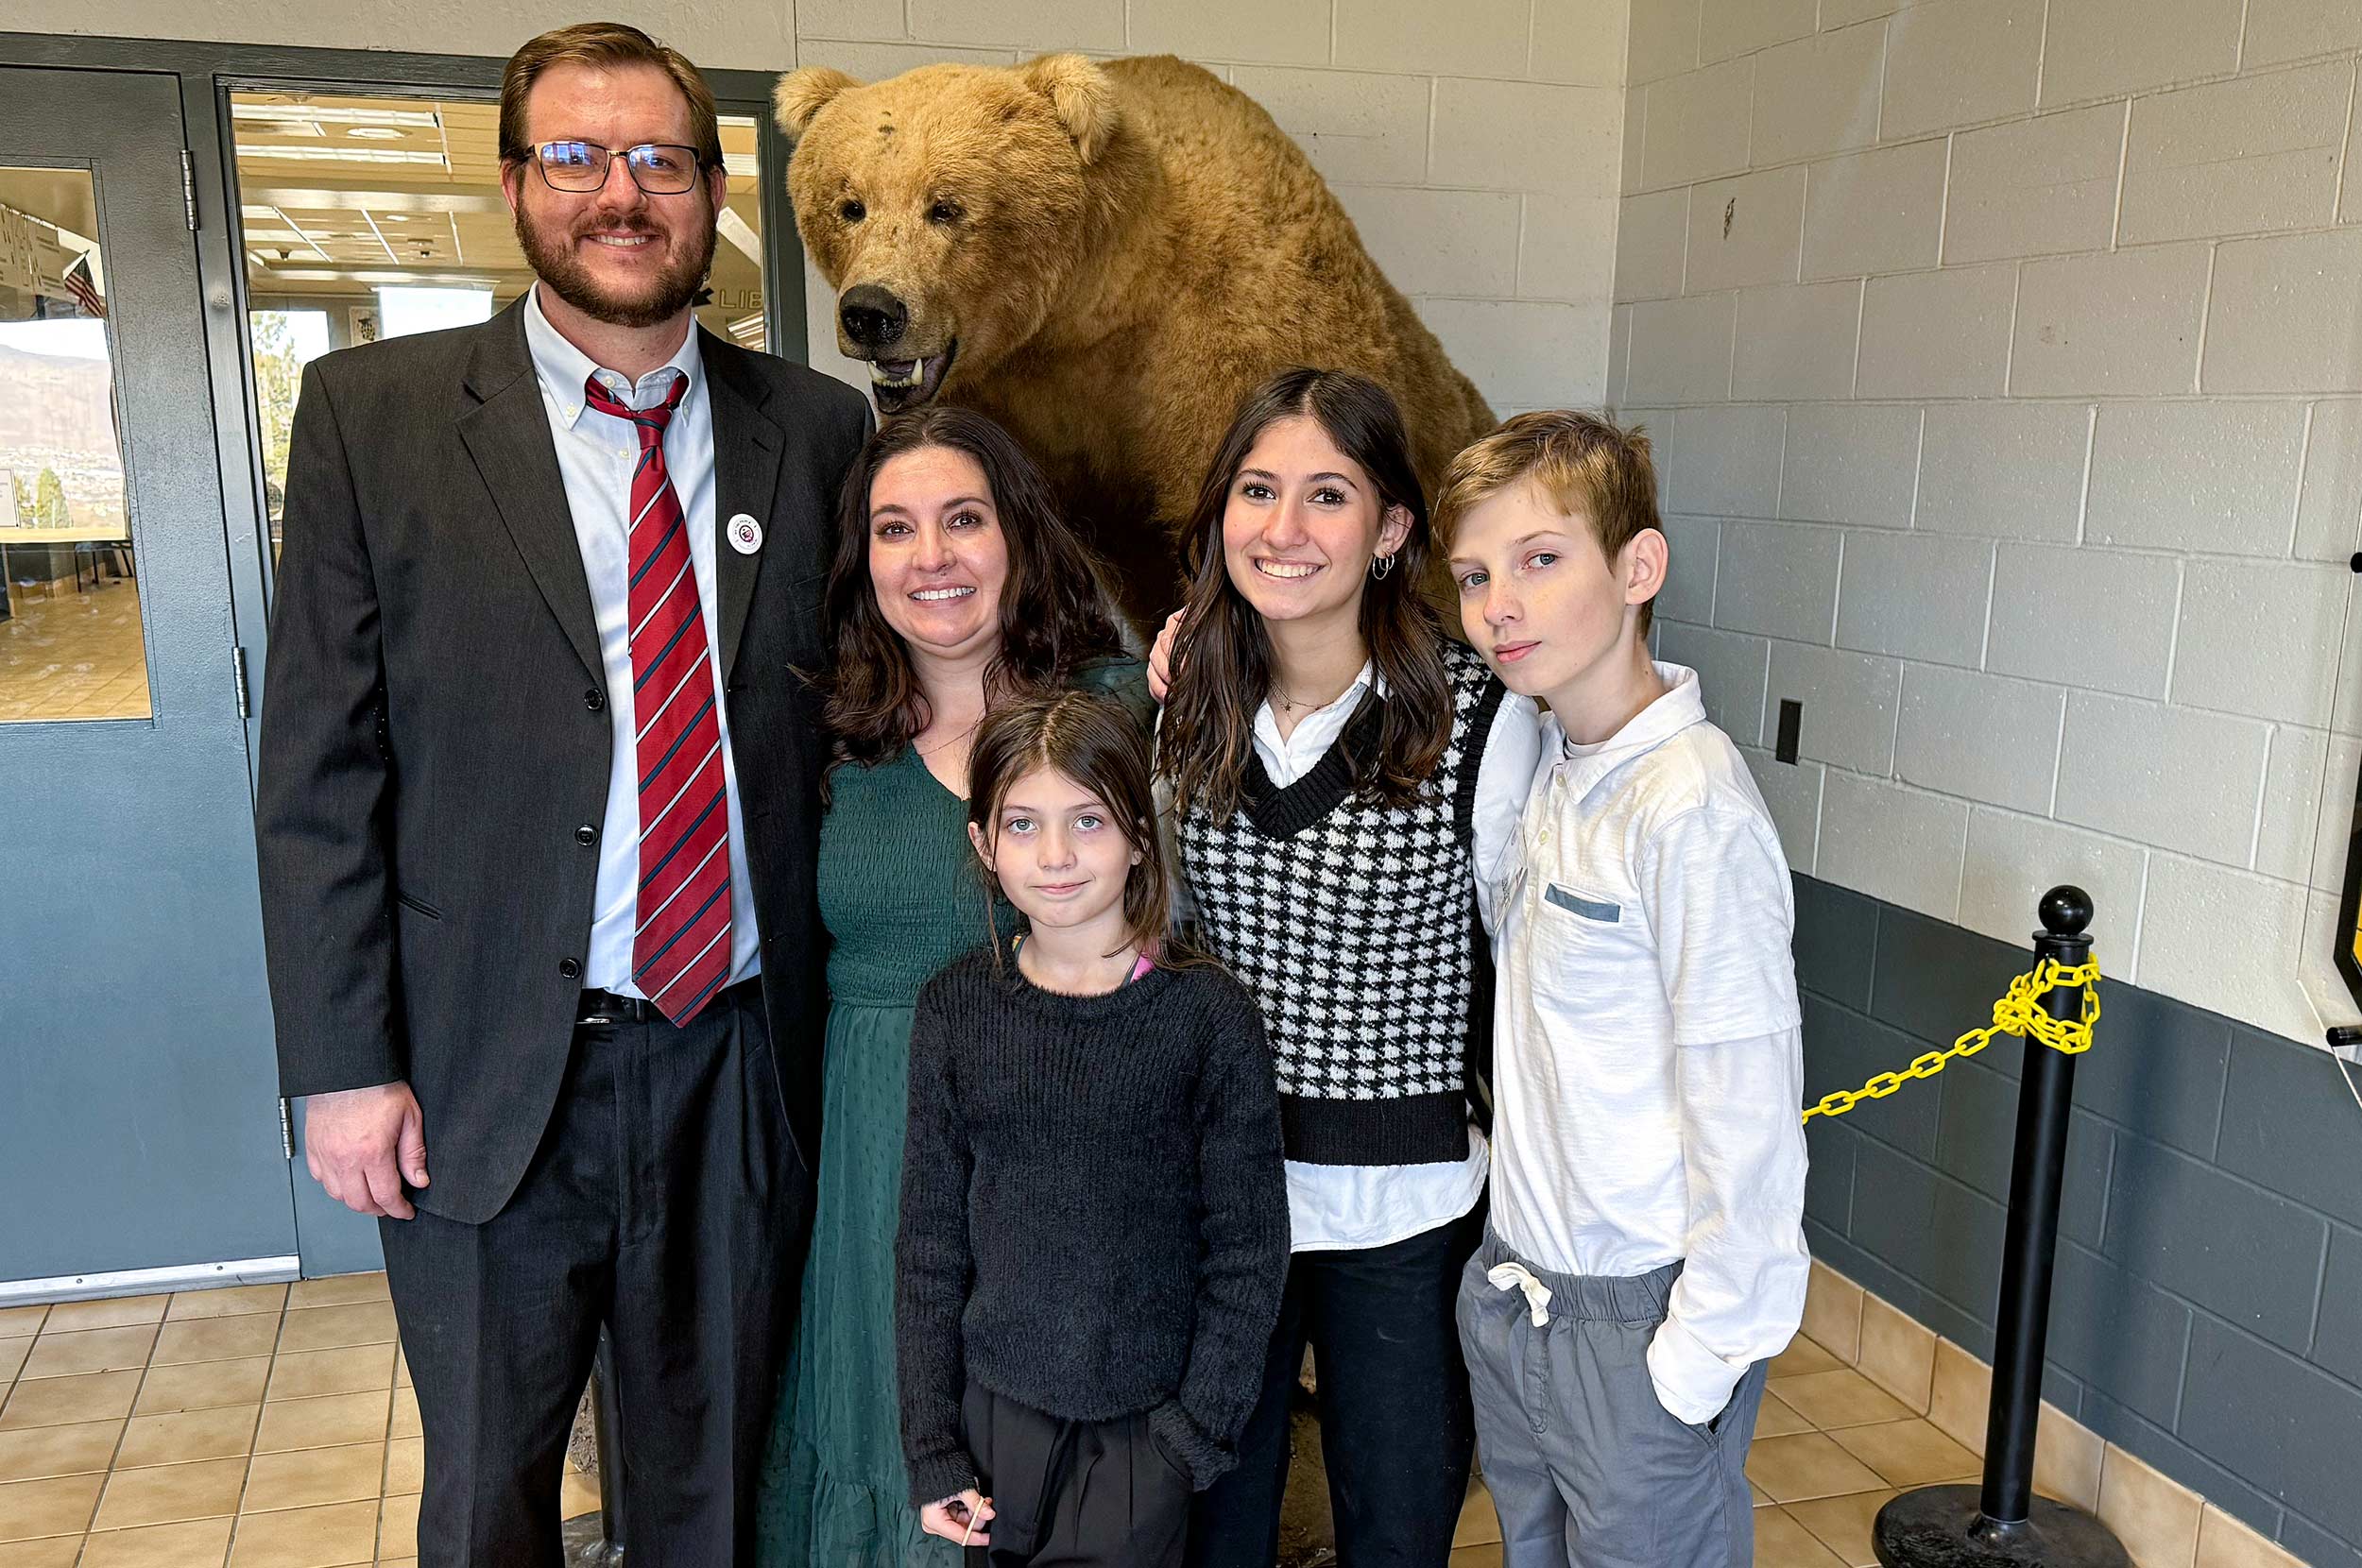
[254, 300, 870, 1223]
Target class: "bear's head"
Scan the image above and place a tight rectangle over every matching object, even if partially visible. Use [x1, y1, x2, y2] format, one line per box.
[777, 54, 1123, 415]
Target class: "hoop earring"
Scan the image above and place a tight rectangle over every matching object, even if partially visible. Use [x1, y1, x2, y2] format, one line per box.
[1371, 553, 1397, 581]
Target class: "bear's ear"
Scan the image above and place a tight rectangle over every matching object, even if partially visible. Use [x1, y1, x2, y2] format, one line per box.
[1017, 53, 1119, 164]
[774, 66, 861, 140]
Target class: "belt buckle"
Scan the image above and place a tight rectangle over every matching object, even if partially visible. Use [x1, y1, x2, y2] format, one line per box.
[575, 990, 646, 1028]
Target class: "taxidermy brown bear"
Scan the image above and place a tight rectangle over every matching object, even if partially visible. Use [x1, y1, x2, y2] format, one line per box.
[776, 51, 1497, 627]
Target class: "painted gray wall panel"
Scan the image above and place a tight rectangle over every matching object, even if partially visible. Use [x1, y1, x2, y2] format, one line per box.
[1793, 871, 2362, 1559]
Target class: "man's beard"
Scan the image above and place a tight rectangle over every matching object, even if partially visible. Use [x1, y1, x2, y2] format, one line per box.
[515, 202, 716, 330]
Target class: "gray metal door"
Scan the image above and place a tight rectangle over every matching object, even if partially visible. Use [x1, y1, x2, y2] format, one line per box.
[0, 67, 297, 1289]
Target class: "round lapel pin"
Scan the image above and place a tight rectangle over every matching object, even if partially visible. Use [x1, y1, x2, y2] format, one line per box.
[727, 513, 763, 555]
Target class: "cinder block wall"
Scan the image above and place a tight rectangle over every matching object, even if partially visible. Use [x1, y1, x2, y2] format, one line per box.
[1610, 0, 2362, 1048]
[794, 0, 1629, 418]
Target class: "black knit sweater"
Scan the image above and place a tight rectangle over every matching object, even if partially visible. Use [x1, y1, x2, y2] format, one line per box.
[896, 946, 1290, 1506]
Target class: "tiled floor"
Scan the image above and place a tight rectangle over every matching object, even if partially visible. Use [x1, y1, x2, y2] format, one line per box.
[2, 1275, 1926, 1568]
[0, 1273, 596, 1566]
[0, 574, 149, 724]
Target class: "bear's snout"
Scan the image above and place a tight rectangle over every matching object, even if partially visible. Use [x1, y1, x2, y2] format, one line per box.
[839, 284, 910, 350]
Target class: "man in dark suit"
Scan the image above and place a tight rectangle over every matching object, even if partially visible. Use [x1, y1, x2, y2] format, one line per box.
[253, 24, 868, 1565]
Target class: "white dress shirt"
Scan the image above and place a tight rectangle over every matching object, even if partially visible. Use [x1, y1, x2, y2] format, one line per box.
[522, 286, 760, 996]
[1246, 662, 1542, 1253]
[1489, 663, 1809, 1424]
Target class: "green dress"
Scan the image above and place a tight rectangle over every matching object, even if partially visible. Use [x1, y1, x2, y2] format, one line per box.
[756, 657, 1151, 1568]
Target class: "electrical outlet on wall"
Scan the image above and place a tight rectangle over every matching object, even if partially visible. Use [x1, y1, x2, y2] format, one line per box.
[1775, 699, 1802, 765]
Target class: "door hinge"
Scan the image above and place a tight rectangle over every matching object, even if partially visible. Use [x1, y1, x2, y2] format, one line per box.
[180, 149, 197, 230]
[232, 644, 251, 718]
[277, 1098, 294, 1161]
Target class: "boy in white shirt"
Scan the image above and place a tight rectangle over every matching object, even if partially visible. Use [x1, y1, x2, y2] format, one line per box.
[1434, 412, 1809, 1567]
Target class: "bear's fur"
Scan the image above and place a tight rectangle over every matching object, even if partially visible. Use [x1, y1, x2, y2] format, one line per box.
[776, 52, 1496, 626]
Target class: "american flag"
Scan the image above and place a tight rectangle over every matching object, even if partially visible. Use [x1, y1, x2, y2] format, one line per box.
[60, 252, 104, 319]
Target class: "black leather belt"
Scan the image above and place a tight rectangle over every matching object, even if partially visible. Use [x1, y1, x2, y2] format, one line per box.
[576, 979, 757, 1028]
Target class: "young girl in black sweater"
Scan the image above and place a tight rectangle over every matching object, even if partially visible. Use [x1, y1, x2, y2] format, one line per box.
[896, 690, 1290, 1568]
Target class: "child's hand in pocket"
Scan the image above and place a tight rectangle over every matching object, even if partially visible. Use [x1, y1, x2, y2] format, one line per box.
[920, 1490, 994, 1547]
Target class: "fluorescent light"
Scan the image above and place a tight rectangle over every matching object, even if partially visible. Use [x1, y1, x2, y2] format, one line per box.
[345, 127, 405, 141]
[234, 103, 442, 128]
[240, 145, 450, 167]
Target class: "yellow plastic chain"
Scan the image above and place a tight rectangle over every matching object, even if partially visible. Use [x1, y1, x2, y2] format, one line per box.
[1802, 959, 2101, 1124]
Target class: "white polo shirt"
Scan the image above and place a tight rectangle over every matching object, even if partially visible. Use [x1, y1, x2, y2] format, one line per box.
[1489, 663, 1809, 1424]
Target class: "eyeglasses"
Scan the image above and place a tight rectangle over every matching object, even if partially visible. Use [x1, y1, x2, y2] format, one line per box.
[530, 141, 706, 195]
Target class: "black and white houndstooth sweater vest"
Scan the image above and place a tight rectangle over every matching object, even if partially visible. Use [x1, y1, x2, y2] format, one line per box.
[1178, 639, 1508, 1167]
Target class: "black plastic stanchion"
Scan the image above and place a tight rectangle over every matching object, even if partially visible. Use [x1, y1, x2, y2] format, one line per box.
[561, 1330, 626, 1565]
[1872, 887, 2129, 1568]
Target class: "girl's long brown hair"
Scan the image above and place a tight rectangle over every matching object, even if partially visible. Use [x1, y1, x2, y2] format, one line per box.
[967, 690, 1175, 963]
[821, 406, 1127, 783]
[1156, 368, 1453, 823]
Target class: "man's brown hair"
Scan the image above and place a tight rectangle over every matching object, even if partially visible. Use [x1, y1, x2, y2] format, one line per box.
[1432, 410, 1665, 635]
[499, 23, 724, 174]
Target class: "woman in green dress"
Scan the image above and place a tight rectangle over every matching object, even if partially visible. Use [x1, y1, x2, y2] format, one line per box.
[756, 406, 1150, 1566]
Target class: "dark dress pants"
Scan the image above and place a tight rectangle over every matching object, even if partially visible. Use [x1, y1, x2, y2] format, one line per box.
[962, 1381, 1192, 1568]
[1186, 1206, 1483, 1568]
[379, 980, 808, 1568]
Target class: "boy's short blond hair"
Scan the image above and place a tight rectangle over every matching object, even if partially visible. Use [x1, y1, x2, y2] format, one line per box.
[1433, 411, 1664, 634]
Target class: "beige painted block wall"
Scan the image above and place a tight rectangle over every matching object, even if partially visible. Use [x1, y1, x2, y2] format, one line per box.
[1613, 0, 2362, 1047]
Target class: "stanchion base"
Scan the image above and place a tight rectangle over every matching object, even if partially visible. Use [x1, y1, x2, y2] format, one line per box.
[1874, 1486, 2131, 1567]
[560, 1513, 624, 1566]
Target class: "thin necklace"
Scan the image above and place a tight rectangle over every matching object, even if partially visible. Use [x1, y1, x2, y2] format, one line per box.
[915, 717, 980, 758]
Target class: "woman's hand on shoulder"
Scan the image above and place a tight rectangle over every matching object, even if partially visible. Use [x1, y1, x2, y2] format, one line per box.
[1147, 608, 1187, 704]
[919, 1490, 995, 1546]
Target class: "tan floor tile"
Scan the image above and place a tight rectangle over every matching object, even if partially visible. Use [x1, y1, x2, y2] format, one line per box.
[0, 1471, 103, 1542]
[0, 1418, 123, 1481]
[1453, 1477, 1498, 1545]
[0, 1343, 25, 1387]
[2197, 1503, 2305, 1568]
[1745, 1433, 1889, 1504]
[377, 1491, 418, 1559]
[275, 1305, 397, 1357]
[265, 1348, 393, 1405]
[116, 1406, 259, 1470]
[0, 1312, 44, 1342]
[1753, 1481, 1773, 1507]
[1783, 1488, 1896, 1567]
[1770, 1337, 1846, 1379]
[41, 1297, 167, 1334]
[224, 1497, 379, 1568]
[241, 1442, 384, 1513]
[1756, 1506, 1848, 1567]
[1447, 1546, 1502, 1568]
[394, 1347, 410, 1389]
[1754, 1392, 1812, 1439]
[1927, 1339, 1991, 1455]
[386, 1388, 419, 1442]
[380, 1560, 416, 1568]
[153, 1317, 281, 1368]
[1, 1371, 141, 1430]
[92, 1455, 245, 1530]
[2097, 1442, 2203, 1568]
[283, 1277, 387, 1311]
[19, 1324, 158, 1380]
[80, 1515, 234, 1568]
[384, 1437, 421, 1497]
[1857, 1296, 1936, 1414]
[1829, 1418, 1978, 1489]
[166, 1287, 288, 1323]
[1769, 1370, 1913, 1430]
[134, 1359, 270, 1417]
[0, 1535, 81, 1566]
[1801, 1264, 1864, 1364]
[2034, 1404, 2103, 1513]
[559, 1469, 601, 1521]
[253, 1394, 388, 1456]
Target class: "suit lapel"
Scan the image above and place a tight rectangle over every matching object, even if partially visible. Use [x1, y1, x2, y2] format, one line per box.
[704, 332, 788, 680]
[456, 306, 603, 683]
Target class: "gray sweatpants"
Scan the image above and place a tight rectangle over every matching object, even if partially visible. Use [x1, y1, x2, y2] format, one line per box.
[1455, 1231, 1767, 1568]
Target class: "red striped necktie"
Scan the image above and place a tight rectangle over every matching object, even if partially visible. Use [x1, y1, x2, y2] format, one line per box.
[582, 371, 733, 1026]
